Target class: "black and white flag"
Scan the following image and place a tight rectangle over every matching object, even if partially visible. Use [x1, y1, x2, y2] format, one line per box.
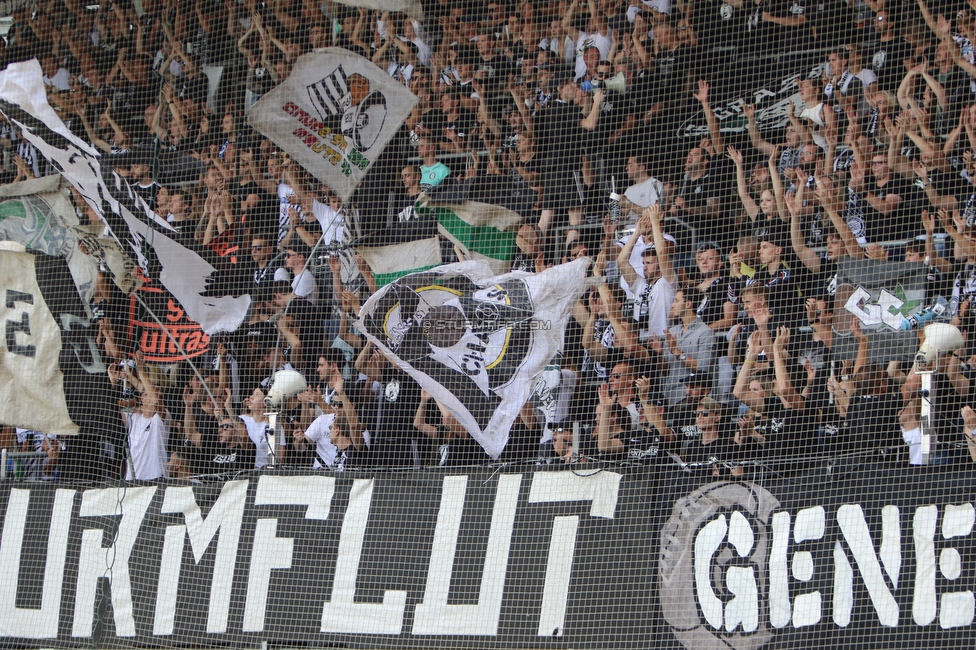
[249, 50, 417, 202]
[357, 259, 588, 458]
[0, 60, 250, 334]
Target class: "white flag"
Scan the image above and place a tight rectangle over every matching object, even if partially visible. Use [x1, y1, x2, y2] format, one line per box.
[357, 259, 589, 458]
[249, 49, 417, 202]
[331, 0, 424, 20]
[0, 60, 250, 335]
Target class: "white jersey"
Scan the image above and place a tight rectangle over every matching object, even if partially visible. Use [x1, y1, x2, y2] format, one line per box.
[630, 274, 675, 338]
[125, 411, 170, 480]
[239, 415, 270, 468]
[304, 412, 339, 469]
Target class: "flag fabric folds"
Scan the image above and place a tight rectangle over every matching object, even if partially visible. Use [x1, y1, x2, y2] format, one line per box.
[0, 60, 250, 335]
[249, 49, 418, 203]
[0, 245, 119, 438]
[357, 236, 441, 287]
[833, 258, 930, 363]
[426, 201, 522, 275]
[357, 258, 588, 458]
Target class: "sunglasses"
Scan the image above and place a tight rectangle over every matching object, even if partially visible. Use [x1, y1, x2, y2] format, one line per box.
[696, 410, 712, 417]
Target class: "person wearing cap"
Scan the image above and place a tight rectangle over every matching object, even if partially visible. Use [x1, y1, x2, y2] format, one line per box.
[617, 204, 677, 339]
[667, 370, 716, 433]
[735, 233, 806, 326]
[680, 397, 741, 476]
[651, 288, 715, 406]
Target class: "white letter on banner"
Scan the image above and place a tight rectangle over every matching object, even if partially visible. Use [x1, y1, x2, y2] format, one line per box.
[913, 505, 938, 626]
[939, 503, 975, 629]
[768, 511, 791, 628]
[72, 486, 156, 638]
[526, 471, 621, 636]
[724, 511, 758, 633]
[845, 287, 882, 326]
[791, 506, 825, 628]
[320, 479, 407, 634]
[413, 474, 522, 636]
[155, 481, 247, 635]
[243, 476, 335, 632]
[835, 504, 899, 627]
[0, 488, 74, 638]
[694, 515, 728, 630]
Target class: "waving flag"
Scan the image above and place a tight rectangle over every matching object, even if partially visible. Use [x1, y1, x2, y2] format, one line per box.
[0, 60, 250, 335]
[357, 259, 588, 458]
[249, 49, 417, 203]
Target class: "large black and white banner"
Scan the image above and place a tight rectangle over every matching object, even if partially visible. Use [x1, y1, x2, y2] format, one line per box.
[249, 49, 418, 203]
[0, 247, 118, 437]
[357, 260, 588, 458]
[0, 60, 250, 335]
[1, 466, 976, 648]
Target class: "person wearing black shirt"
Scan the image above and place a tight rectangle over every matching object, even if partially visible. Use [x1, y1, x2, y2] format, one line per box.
[870, 10, 917, 93]
[681, 397, 741, 477]
[693, 242, 737, 330]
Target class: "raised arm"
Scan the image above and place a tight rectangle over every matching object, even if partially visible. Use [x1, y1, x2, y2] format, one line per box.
[728, 145, 760, 220]
[694, 80, 724, 152]
[648, 204, 677, 285]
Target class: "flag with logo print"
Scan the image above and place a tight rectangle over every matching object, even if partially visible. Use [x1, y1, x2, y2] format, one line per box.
[249, 49, 418, 202]
[357, 258, 588, 458]
[833, 257, 929, 363]
[0, 60, 250, 335]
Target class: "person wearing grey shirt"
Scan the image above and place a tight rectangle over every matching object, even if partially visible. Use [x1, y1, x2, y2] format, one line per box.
[649, 288, 715, 405]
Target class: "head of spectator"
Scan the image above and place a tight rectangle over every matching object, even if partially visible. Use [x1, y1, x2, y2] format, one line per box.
[409, 66, 432, 99]
[874, 9, 895, 39]
[685, 146, 708, 179]
[695, 242, 724, 280]
[904, 240, 927, 263]
[758, 234, 785, 269]
[871, 89, 897, 118]
[284, 241, 311, 277]
[168, 188, 193, 224]
[476, 29, 498, 61]
[581, 45, 601, 78]
[742, 284, 772, 323]
[845, 43, 866, 74]
[669, 287, 698, 325]
[695, 396, 724, 436]
[869, 151, 891, 184]
[626, 154, 652, 184]
[824, 226, 847, 261]
[681, 371, 714, 401]
[653, 21, 679, 51]
[251, 233, 274, 268]
[797, 143, 820, 174]
[827, 48, 848, 78]
[402, 165, 422, 195]
[799, 78, 824, 107]
[315, 349, 346, 388]
[439, 88, 463, 118]
[417, 134, 438, 166]
[854, 362, 888, 398]
[308, 22, 329, 49]
[608, 359, 637, 405]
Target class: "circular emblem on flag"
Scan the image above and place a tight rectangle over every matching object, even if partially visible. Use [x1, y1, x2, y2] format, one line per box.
[351, 90, 387, 151]
[385, 379, 401, 402]
[659, 482, 779, 650]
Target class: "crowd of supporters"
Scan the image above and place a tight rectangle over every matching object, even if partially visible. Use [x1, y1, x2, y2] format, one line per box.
[6, 0, 976, 480]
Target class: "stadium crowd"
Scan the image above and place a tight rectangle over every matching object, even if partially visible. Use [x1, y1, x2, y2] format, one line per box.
[5, 0, 976, 481]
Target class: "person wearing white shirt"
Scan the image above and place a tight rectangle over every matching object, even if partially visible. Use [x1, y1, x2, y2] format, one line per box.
[120, 357, 170, 480]
[239, 387, 272, 468]
[621, 154, 663, 220]
[616, 205, 676, 339]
